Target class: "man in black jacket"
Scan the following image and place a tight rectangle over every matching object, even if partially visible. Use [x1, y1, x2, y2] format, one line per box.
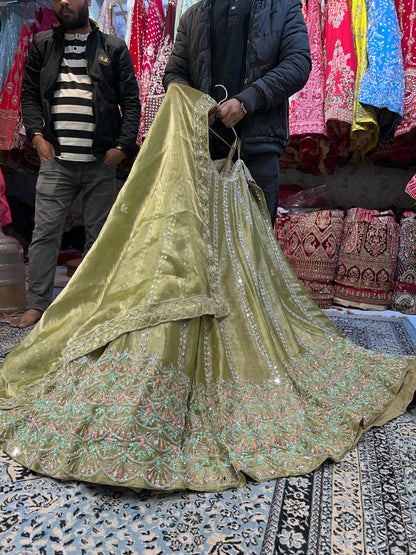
[163, 0, 311, 225]
[11, 0, 140, 328]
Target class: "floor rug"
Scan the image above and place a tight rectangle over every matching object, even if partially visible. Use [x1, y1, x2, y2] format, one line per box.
[0, 315, 415, 554]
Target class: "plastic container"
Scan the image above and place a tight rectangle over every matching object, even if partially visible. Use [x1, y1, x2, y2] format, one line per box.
[0, 227, 26, 314]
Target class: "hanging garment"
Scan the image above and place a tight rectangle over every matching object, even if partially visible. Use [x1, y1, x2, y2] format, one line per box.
[350, 0, 379, 163]
[0, 84, 415, 493]
[89, 0, 103, 26]
[391, 212, 416, 315]
[128, 0, 148, 95]
[323, 0, 357, 170]
[333, 207, 400, 310]
[138, 0, 165, 138]
[370, 0, 416, 166]
[138, 0, 176, 141]
[394, 0, 416, 138]
[280, 0, 329, 176]
[0, 22, 32, 151]
[0, 12, 24, 92]
[124, 0, 137, 47]
[35, 7, 58, 32]
[98, 0, 117, 36]
[174, 0, 199, 39]
[358, 0, 405, 139]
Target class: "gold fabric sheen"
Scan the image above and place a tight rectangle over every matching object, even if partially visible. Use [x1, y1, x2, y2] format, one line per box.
[0, 84, 415, 492]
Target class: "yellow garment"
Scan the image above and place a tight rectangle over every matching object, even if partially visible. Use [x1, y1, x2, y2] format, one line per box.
[350, 0, 379, 163]
[0, 84, 415, 492]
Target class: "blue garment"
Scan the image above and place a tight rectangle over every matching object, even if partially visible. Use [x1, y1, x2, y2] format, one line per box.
[0, 12, 24, 90]
[358, 0, 405, 139]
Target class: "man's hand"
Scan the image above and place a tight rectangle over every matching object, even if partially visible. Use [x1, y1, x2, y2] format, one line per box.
[103, 148, 127, 167]
[217, 98, 246, 128]
[32, 135, 56, 161]
[208, 106, 219, 126]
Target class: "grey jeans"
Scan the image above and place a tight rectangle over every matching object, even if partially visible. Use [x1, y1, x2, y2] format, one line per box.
[27, 158, 116, 312]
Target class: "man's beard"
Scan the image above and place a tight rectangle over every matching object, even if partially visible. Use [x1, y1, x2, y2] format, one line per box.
[54, 2, 89, 30]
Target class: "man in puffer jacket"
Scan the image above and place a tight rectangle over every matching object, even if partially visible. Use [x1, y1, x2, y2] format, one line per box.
[163, 0, 311, 225]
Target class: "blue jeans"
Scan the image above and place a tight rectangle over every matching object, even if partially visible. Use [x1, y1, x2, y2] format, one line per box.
[27, 158, 116, 312]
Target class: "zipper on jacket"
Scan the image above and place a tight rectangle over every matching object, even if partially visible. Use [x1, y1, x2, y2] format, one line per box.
[85, 29, 98, 158]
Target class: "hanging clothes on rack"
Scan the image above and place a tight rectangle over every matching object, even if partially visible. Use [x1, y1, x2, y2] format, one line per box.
[98, 0, 118, 36]
[173, 0, 199, 39]
[138, 0, 165, 143]
[280, 0, 328, 176]
[0, 17, 32, 151]
[129, 0, 148, 115]
[349, 0, 379, 164]
[124, 0, 137, 47]
[323, 0, 357, 171]
[371, 0, 416, 166]
[89, 0, 103, 25]
[393, 0, 416, 138]
[139, 0, 176, 141]
[358, 0, 405, 140]
[0, 11, 24, 92]
[33, 6, 58, 33]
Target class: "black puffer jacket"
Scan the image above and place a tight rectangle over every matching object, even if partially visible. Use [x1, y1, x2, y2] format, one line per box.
[163, 0, 311, 156]
[21, 20, 140, 159]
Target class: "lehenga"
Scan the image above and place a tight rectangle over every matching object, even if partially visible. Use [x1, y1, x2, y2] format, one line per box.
[1, 84, 416, 492]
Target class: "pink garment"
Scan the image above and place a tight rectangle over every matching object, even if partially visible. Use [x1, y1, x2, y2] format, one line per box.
[324, 0, 357, 124]
[0, 23, 32, 151]
[138, 0, 165, 137]
[281, 0, 327, 175]
[36, 7, 58, 32]
[139, 0, 176, 142]
[323, 0, 357, 169]
[0, 169, 12, 227]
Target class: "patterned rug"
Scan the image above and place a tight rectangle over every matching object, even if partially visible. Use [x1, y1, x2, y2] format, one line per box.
[0, 314, 416, 554]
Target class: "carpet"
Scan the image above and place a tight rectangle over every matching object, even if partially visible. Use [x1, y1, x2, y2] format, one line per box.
[0, 314, 415, 554]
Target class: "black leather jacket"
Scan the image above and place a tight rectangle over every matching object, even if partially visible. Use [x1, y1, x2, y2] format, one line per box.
[21, 20, 140, 159]
[163, 0, 311, 156]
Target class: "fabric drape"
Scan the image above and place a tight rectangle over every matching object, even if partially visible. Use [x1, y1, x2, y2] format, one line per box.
[1, 84, 416, 492]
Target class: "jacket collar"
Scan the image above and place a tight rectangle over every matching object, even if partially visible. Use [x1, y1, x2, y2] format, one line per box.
[52, 18, 99, 37]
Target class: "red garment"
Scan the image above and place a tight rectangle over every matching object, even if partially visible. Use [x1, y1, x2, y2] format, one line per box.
[275, 209, 345, 309]
[139, 0, 176, 141]
[0, 23, 32, 151]
[36, 7, 58, 32]
[394, 0, 416, 138]
[129, 0, 148, 99]
[406, 173, 416, 199]
[391, 211, 416, 314]
[333, 208, 400, 310]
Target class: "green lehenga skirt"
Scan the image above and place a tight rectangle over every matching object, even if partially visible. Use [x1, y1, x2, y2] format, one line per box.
[1, 84, 415, 492]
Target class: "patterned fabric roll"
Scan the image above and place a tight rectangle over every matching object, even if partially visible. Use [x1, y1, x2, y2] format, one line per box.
[406, 173, 416, 199]
[333, 208, 400, 310]
[275, 209, 344, 309]
[391, 212, 416, 314]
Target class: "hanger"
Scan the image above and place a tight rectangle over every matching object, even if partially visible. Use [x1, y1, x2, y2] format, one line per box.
[209, 84, 239, 149]
[110, 0, 127, 23]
